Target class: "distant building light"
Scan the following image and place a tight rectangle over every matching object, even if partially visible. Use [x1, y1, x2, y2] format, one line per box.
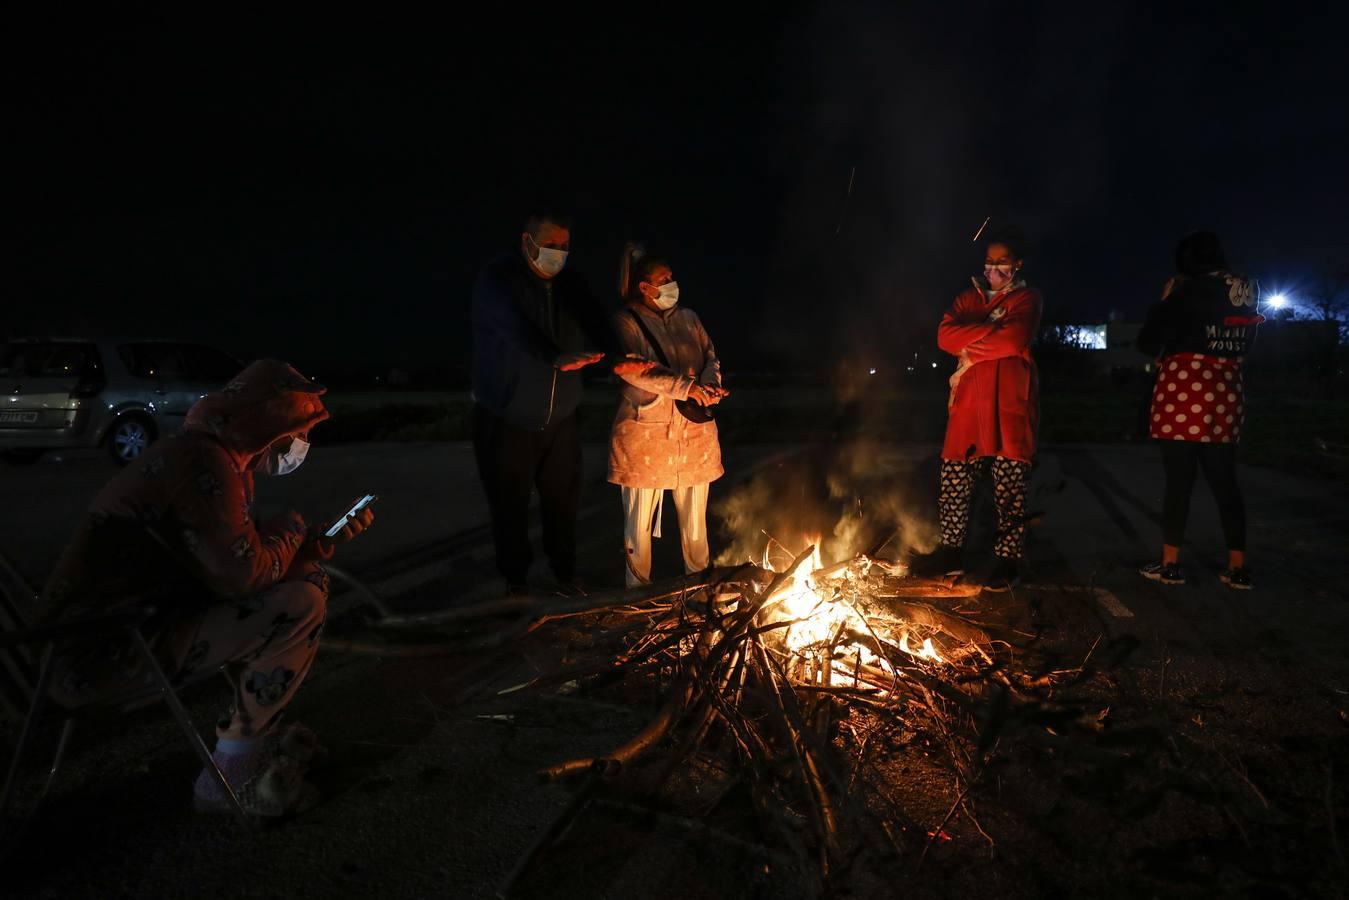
[1065, 325, 1107, 350]
[868, 368, 877, 375]
[931, 362, 938, 368]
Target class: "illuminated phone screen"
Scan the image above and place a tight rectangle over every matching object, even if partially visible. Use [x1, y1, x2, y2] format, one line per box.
[325, 494, 377, 538]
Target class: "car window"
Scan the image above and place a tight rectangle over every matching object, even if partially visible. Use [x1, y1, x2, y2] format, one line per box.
[0, 342, 101, 378]
[180, 344, 243, 383]
[120, 343, 186, 380]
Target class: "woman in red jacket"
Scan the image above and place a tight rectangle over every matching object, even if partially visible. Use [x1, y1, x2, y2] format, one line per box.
[911, 228, 1042, 590]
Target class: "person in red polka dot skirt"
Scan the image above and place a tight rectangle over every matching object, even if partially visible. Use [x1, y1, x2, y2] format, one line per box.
[1136, 231, 1262, 590]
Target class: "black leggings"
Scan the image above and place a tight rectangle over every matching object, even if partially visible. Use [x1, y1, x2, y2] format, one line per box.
[1160, 441, 1246, 551]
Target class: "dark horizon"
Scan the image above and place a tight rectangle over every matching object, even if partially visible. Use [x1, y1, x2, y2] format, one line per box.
[13, 4, 1349, 373]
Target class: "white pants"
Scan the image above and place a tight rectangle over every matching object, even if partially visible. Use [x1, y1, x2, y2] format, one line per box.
[621, 484, 711, 586]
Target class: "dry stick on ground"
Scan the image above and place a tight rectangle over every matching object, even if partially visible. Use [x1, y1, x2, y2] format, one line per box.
[500, 602, 767, 890]
[695, 645, 820, 877]
[1219, 750, 1271, 811]
[537, 681, 688, 782]
[771, 655, 847, 852]
[651, 646, 745, 791]
[836, 720, 927, 860]
[538, 626, 719, 782]
[495, 775, 601, 899]
[958, 795, 996, 853]
[320, 636, 490, 657]
[916, 779, 976, 871]
[487, 577, 747, 700]
[373, 565, 761, 631]
[855, 662, 976, 784]
[750, 635, 836, 876]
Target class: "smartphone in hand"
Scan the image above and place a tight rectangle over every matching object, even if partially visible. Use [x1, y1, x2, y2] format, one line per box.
[324, 494, 378, 539]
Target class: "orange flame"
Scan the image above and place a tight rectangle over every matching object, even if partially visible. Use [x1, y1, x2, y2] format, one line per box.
[765, 537, 945, 673]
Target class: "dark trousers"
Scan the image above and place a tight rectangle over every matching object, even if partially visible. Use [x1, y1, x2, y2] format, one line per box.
[1160, 441, 1246, 551]
[472, 406, 582, 585]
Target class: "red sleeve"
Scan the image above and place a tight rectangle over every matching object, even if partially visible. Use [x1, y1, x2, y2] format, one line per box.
[937, 289, 997, 355]
[176, 447, 305, 600]
[962, 289, 1043, 365]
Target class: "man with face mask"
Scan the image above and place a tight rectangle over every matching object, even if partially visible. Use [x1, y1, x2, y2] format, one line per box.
[909, 227, 1043, 590]
[470, 210, 652, 594]
[38, 359, 373, 817]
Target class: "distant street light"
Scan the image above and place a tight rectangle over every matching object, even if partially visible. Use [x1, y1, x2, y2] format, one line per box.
[1268, 293, 1288, 310]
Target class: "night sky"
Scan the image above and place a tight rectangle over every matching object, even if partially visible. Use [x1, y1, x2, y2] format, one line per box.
[14, 3, 1349, 379]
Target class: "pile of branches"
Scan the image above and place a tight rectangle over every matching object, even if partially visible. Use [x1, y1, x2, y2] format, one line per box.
[355, 548, 1105, 894]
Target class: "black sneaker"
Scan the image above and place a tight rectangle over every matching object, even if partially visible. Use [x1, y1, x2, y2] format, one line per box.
[1219, 567, 1253, 590]
[981, 557, 1023, 592]
[908, 544, 964, 577]
[1139, 562, 1185, 585]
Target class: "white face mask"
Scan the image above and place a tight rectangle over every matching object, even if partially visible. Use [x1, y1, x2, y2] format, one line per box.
[651, 281, 680, 310]
[526, 233, 568, 277]
[983, 264, 1017, 291]
[263, 436, 309, 476]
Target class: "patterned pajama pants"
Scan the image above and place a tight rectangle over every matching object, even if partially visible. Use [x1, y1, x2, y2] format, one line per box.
[938, 457, 1031, 560]
[187, 558, 330, 741]
[52, 557, 329, 743]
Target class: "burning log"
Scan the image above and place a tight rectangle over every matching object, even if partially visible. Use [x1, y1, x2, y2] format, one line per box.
[872, 577, 981, 598]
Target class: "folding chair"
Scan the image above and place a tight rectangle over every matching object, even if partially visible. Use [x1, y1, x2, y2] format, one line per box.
[0, 591, 253, 845]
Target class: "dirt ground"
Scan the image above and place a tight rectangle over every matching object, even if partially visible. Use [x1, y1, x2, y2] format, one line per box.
[2, 442, 1347, 898]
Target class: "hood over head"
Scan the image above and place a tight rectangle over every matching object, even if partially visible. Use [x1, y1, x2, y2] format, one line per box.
[185, 359, 329, 465]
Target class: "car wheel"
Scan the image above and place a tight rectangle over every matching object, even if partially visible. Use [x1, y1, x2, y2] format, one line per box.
[2, 449, 44, 465]
[107, 415, 156, 465]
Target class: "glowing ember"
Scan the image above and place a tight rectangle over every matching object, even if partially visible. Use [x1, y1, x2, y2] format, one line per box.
[898, 630, 945, 663]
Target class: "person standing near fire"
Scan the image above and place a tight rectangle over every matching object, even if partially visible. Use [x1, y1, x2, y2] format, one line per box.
[608, 245, 727, 585]
[470, 211, 655, 595]
[910, 227, 1042, 590]
[1135, 231, 1260, 589]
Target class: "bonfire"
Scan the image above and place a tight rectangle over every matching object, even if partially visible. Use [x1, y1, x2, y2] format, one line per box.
[359, 532, 1098, 895]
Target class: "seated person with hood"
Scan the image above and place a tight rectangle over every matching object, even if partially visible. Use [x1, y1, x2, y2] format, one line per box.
[37, 359, 373, 817]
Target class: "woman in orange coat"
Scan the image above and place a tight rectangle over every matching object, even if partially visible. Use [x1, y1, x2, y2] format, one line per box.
[911, 228, 1042, 589]
[608, 247, 726, 586]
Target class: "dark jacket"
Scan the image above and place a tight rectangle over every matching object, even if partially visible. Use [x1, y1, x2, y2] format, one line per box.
[1137, 272, 1262, 359]
[470, 251, 613, 430]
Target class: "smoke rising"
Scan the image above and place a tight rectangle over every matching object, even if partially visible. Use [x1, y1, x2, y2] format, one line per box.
[714, 358, 941, 568]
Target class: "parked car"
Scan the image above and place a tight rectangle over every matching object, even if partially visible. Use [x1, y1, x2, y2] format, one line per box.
[0, 338, 243, 465]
